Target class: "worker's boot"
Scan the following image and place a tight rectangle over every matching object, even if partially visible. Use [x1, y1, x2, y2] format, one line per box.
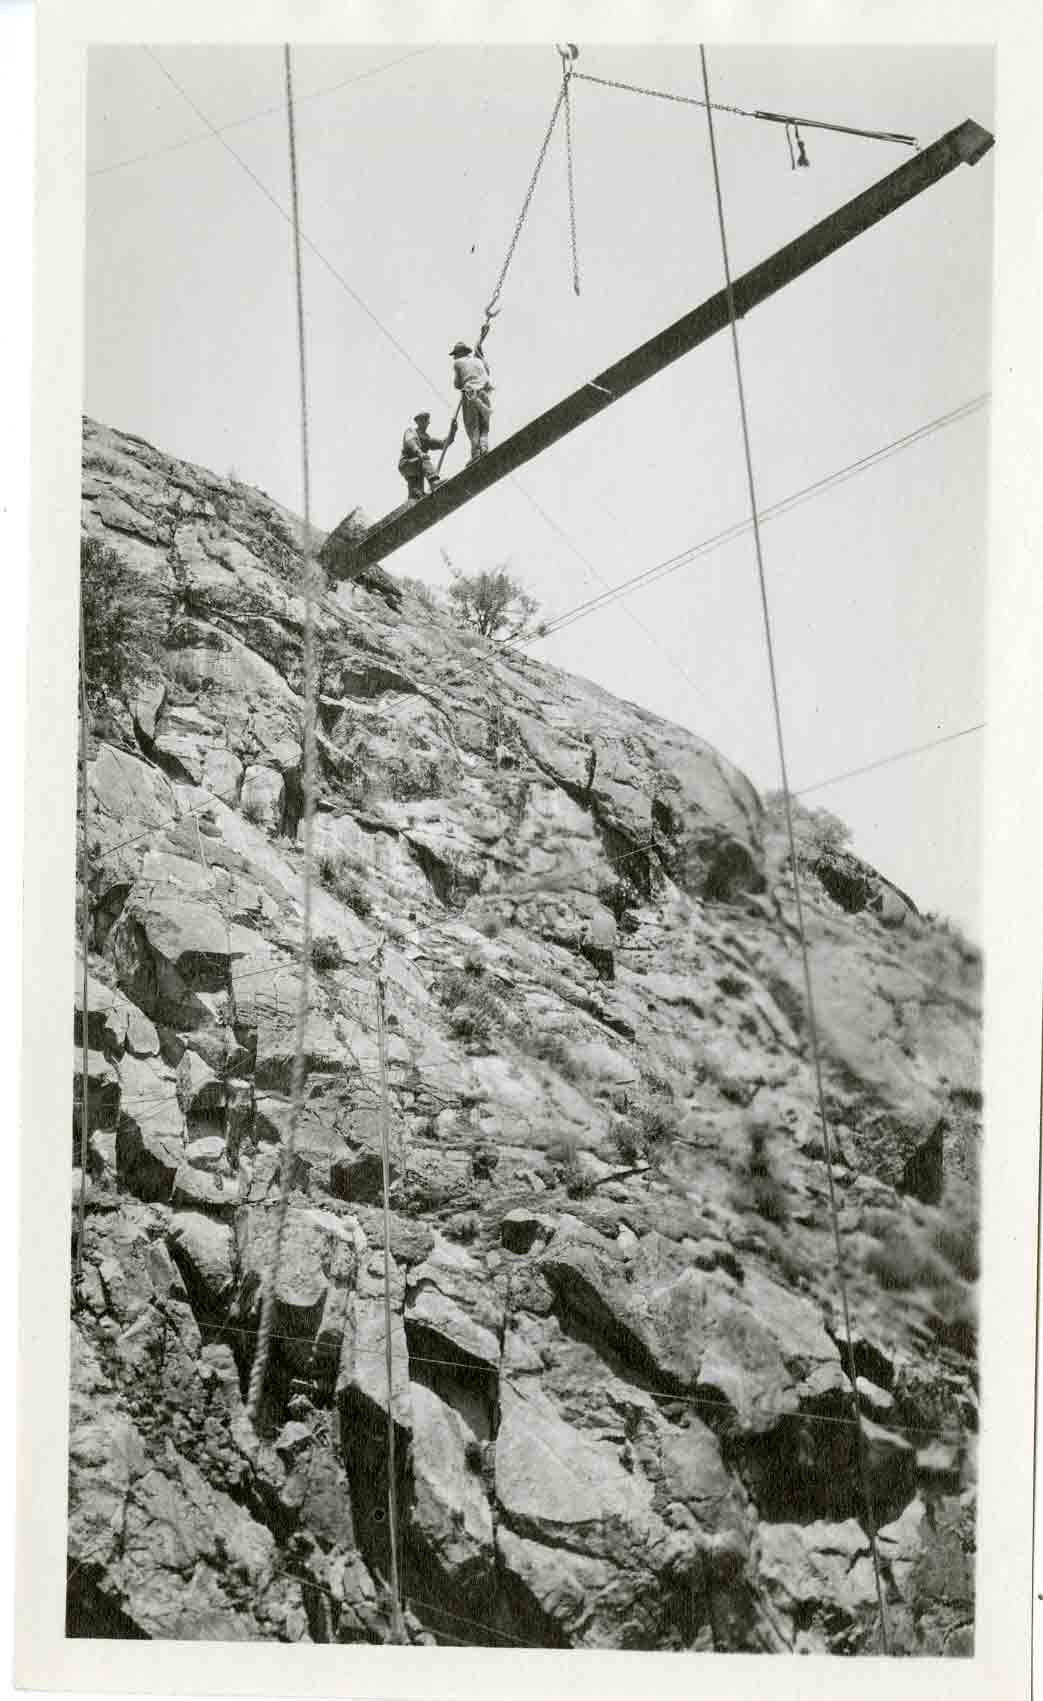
[428, 475, 441, 491]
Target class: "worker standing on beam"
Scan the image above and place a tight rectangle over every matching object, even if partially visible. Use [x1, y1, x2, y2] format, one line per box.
[450, 341, 494, 461]
[399, 411, 454, 503]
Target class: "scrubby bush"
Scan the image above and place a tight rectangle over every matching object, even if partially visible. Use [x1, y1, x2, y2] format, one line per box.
[612, 1079, 682, 1169]
[439, 965, 505, 1050]
[764, 793, 853, 857]
[80, 535, 163, 704]
[734, 1119, 789, 1226]
[562, 1151, 596, 1199]
[447, 1211, 481, 1244]
[399, 576, 443, 612]
[447, 565, 541, 642]
[612, 1122, 645, 1166]
[242, 796, 267, 827]
[865, 1225, 948, 1292]
[310, 934, 346, 972]
[517, 1025, 587, 1085]
[318, 849, 373, 919]
[471, 1143, 499, 1181]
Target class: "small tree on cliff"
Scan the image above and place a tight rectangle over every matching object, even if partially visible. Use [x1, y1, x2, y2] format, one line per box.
[446, 565, 542, 642]
[80, 535, 162, 704]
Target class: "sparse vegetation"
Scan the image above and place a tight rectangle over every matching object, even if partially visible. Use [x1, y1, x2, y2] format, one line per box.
[562, 1151, 596, 1198]
[439, 964, 505, 1049]
[446, 1211, 481, 1243]
[446, 565, 542, 642]
[241, 796, 267, 827]
[471, 1143, 499, 1181]
[734, 1118, 789, 1225]
[310, 934, 346, 972]
[399, 576, 442, 612]
[765, 794, 853, 857]
[318, 849, 373, 919]
[516, 1025, 588, 1086]
[613, 1091, 681, 1167]
[80, 535, 162, 704]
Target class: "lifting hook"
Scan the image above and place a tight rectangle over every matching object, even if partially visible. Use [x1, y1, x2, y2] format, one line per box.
[556, 42, 580, 72]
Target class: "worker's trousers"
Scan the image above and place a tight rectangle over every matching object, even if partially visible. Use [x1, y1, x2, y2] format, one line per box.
[461, 386, 492, 460]
[400, 453, 439, 501]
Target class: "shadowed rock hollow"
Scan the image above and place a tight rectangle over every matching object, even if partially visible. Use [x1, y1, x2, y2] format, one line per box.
[70, 417, 981, 1654]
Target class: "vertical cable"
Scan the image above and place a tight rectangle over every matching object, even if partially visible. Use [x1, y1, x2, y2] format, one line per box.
[563, 65, 581, 295]
[375, 942, 405, 1642]
[697, 45, 890, 1653]
[76, 602, 90, 1289]
[245, 44, 320, 1427]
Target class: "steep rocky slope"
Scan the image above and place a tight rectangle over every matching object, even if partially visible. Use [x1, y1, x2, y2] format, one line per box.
[70, 417, 981, 1654]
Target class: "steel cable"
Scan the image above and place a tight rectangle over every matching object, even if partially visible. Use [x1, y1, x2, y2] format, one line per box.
[245, 46, 321, 1428]
[698, 43, 891, 1653]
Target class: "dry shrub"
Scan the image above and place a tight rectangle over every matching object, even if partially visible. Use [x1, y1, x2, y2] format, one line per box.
[318, 849, 373, 919]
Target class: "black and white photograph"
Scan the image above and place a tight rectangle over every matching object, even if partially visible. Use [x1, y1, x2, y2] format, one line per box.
[13, 5, 1043, 1697]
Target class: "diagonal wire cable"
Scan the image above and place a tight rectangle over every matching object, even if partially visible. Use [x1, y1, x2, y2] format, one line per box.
[89, 48, 434, 177]
[573, 69, 918, 148]
[793, 721, 986, 797]
[142, 47, 438, 396]
[698, 43, 890, 1654]
[530, 393, 989, 639]
[245, 45, 321, 1428]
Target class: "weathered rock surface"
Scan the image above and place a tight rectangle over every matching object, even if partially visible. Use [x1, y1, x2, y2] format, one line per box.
[69, 417, 981, 1652]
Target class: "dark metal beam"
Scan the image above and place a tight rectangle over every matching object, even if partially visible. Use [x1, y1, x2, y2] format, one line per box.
[328, 118, 992, 575]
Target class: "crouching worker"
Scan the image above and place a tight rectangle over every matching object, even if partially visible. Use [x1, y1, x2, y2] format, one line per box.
[399, 411, 454, 503]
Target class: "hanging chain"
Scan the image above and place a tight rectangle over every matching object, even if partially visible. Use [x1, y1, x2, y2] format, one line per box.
[483, 80, 567, 321]
[573, 68, 742, 116]
[562, 64, 581, 296]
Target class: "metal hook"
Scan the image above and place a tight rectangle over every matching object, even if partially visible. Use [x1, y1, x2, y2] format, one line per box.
[556, 42, 579, 71]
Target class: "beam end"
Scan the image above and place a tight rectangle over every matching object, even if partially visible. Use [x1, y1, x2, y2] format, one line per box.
[954, 119, 995, 166]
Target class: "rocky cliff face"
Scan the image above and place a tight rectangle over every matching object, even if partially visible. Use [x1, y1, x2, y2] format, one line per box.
[70, 417, 981, 1654]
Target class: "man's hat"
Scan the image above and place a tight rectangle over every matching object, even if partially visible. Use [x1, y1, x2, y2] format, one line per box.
[449, 341, 472, 357]
[414, 411, 431, 423]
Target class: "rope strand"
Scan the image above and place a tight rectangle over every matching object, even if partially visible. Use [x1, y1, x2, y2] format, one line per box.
[374, 940, 406, 1641]
[245, 45, 321, 1428]
[698, 43, 891, 1654]
[76, 604, 91, 1289]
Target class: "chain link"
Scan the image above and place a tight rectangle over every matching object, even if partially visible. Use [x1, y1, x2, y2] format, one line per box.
[563, 70, 581, 296]
[484, 82, 567, 320]
[573, 68, 750, 117]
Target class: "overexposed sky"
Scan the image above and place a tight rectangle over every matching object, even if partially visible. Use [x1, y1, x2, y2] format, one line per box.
[84, 43, 993, 937]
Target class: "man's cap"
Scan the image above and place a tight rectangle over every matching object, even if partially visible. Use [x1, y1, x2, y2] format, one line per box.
[414, 411, 431, 423]
[449, 341, 472, 357]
